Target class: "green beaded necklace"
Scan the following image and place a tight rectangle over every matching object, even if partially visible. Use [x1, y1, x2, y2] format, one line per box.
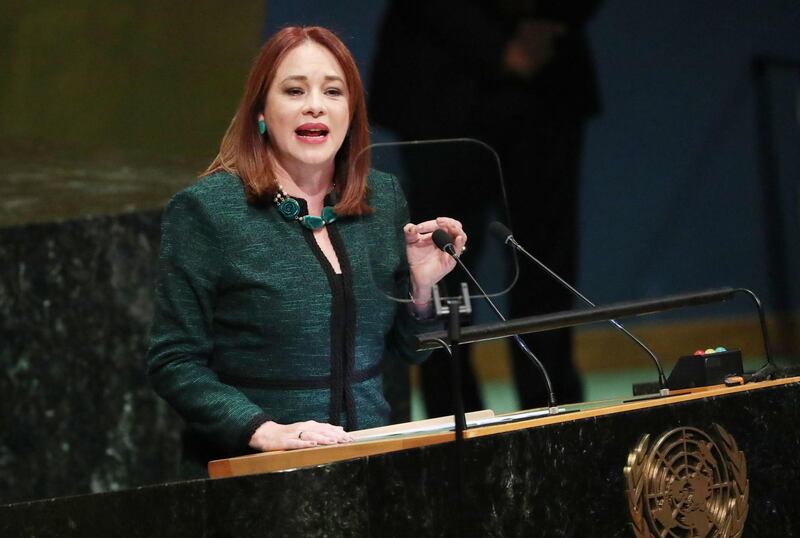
[273, 184, 338, 230]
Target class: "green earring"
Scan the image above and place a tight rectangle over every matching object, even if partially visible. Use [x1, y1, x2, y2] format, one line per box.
[258, 119, 267, 136]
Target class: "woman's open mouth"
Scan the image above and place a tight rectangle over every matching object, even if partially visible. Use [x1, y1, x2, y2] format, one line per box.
[295, 123, 330, 143]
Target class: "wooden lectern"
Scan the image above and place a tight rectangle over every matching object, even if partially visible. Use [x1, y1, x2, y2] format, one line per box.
[203, 377, 800, 537]
[2, 377, 799, 537]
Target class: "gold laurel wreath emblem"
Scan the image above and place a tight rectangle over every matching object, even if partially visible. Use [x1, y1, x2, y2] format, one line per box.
[715, 424, 749, 537]
[623, 424, 749, 538]
[624, 434, 651, 538]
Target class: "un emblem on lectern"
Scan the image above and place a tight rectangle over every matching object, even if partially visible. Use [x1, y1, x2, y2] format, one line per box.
[624, 424, 749, 537]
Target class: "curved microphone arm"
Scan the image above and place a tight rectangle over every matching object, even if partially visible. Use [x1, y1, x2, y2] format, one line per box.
[431, 338, 453, 357]
[608, 320, 668, 391]
[452, 255, 558, 410]
[502, 232, 669, 393]
[733, 288, 775, 376]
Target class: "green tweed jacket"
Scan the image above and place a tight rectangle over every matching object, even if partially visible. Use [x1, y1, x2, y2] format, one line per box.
[146, 169, 435, 461]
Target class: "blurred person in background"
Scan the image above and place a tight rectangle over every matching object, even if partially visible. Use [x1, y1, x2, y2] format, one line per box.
[370, 0, 602, 416]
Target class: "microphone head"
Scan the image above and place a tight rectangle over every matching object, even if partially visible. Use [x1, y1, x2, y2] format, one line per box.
[432, 229, 455, 253]
[488, 221, 513, 244]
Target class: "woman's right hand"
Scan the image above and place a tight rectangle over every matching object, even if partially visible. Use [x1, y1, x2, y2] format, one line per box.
[248, 420, 354, 451]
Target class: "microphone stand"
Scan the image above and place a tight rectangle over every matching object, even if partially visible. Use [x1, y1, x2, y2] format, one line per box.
[490, 223, 778, 389]
[415, 288, 743, 352]
[431, 229, 561, 412]
[431, 282, 471, 535]
[451, 257, 560, 413]
[512, 239, 669, 394]
[734, 287, 776, 381]
[432, 283, 472, 439]
[417, 287, 778, 388]
[491, 223, 670, 395]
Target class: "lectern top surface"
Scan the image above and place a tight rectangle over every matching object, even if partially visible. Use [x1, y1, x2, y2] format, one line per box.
[208, 376, 800, 479]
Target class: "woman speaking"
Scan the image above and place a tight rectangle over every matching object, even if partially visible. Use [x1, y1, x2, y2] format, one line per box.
[146, 26, 466, 475]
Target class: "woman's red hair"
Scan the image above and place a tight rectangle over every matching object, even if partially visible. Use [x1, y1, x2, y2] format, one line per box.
[204, 26, 372, 215]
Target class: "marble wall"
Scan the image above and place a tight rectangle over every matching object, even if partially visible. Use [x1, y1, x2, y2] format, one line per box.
[0, 210, 183, 504]
[0, 0, 266, 505]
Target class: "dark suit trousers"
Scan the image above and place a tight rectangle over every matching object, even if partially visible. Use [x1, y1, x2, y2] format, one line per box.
[404, 114, 586, 417]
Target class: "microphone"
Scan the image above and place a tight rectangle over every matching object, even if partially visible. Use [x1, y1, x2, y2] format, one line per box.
[432, 229, 457, 256]
[432, 228, 561, 412]
[488, 221, 670, 395]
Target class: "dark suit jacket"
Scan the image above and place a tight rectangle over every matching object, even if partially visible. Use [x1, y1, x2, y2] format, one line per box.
[369, 0, 602, 138]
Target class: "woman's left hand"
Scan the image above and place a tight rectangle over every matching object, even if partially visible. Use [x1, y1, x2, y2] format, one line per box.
[404, 217, 467, 302]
